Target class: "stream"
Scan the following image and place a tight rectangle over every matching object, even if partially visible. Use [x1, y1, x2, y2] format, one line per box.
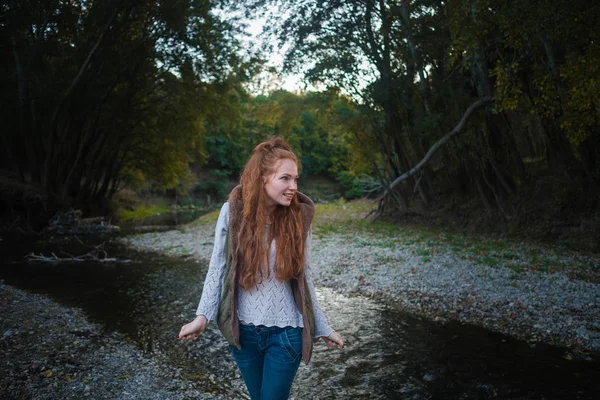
[1, 236, 598, 399]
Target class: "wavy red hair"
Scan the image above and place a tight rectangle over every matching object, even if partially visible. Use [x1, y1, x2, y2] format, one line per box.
[236, 137, 306, 290]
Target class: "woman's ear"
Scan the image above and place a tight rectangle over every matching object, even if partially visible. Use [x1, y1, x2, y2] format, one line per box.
[263, 173, 272, 185]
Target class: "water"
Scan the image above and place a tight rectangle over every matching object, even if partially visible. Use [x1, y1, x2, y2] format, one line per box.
[1, 237, 598, 399]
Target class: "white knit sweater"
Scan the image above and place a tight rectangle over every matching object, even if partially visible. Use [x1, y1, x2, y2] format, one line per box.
[196, 202, 333, 338]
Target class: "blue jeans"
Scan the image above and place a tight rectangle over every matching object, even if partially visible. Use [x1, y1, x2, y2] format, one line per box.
[230, 323, 303, 400]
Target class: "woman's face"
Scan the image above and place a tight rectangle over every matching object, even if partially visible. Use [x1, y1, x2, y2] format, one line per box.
[264, 158, 298, 209]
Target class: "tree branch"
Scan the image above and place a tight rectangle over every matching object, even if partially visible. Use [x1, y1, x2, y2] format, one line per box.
[377, 96, 493, 200]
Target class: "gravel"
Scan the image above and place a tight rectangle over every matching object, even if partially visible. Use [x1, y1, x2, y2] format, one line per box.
[309, 234, 600, 355]
[0, 283, 227, 400]
[119, 214, 600, 357]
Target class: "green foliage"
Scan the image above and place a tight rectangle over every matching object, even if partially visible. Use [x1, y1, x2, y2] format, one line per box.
[1, 0, 243, 211]
[242, 0, 600, 220]
[448, 0, 600, 167]
[560, 45, 600, 146]
[491, 63, 523, 111]
[201, 86, 376, 192]
[336, 171, 381, 200]
[204, 134, 247, 174]
[5, 0, 599, 224]
[336, 171, 362, 200]
[193, 170, 231, 200]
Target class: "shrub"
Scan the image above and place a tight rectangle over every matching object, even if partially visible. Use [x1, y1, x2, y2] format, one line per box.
[336, 171, 381, 200]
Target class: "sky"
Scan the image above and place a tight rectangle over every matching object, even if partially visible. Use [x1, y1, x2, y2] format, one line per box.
[236, 9, 371, 99]
[241, 15, 314, 94]
[230, 6, 369, 97]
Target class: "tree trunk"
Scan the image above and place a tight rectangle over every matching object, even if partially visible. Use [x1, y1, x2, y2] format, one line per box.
[11, 32, 39, 182]
[470, 41, 523, 197]
[43, 8, 119, 194]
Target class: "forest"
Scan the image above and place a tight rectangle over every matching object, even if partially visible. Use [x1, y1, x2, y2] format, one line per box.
[2, 2, 600, 398]
[2, 0, 599, 248]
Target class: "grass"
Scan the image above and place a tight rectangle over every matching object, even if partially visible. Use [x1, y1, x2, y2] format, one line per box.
[327, 199, 598, 277]
[313, 198, 403, 238]
[117, 204, 169, 221]
[185, 207, 222, 227]
[477, 254, 501, 268]
[507, 263, 526, 273]
[416, 248, 430, 257]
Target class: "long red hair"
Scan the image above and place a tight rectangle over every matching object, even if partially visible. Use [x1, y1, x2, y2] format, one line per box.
[236, 137, 306, 290]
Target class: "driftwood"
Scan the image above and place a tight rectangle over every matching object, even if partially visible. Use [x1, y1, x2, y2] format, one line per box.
[80, 216, 105, 224]
[24, 242, 130, 263]
[377, 97, 494, 201]
[45, 209, 120, 236]
[25, 252, 121, 263]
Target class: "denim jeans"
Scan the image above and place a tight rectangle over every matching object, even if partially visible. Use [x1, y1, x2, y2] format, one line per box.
[230, 323, 303, 400]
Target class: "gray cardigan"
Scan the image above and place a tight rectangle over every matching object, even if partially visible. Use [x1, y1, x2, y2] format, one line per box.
[195, 202, 333, 338]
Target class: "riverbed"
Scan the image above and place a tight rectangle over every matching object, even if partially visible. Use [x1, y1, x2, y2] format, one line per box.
[1, 233, 599, 399]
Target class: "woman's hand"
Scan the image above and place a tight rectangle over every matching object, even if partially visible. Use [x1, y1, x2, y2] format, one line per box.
[177, 315, 208, 340]
[320, 331, 344, 349]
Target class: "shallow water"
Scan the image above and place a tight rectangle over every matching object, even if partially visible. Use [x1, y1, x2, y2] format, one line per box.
[1, 237, 598, 399]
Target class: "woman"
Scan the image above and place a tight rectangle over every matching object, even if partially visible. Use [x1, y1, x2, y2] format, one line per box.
[178, 137, 344, 400]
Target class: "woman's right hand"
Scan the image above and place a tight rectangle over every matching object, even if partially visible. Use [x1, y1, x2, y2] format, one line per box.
[177, 315, 208, 340]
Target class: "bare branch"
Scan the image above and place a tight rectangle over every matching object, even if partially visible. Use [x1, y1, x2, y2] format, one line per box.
[377, 97, 493, 200]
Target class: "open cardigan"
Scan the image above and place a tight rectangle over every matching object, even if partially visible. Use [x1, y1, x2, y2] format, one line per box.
[215, 185, 323, 364]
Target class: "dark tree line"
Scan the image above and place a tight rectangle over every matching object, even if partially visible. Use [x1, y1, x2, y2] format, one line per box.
[2, 0, 599, 234]
[1, 0, 241, 219]
[242, 0, 600, 222]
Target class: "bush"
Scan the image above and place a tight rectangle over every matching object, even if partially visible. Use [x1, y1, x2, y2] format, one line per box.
[192, 169, 230, 202]
[336, 171, 381, 200]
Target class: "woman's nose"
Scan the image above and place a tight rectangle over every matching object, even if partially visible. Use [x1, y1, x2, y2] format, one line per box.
[290, 180, 297, 190]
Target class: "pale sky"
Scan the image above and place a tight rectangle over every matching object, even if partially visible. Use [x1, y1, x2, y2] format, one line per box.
[242, 16, 314, 94]
[229, 7, 369, 97]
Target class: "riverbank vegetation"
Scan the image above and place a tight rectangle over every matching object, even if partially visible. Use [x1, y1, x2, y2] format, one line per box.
[1, 0, 598, 251]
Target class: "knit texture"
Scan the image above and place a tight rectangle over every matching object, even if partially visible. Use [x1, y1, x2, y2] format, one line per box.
[196, 202, 333, 338]
[237, 237, 304, 327]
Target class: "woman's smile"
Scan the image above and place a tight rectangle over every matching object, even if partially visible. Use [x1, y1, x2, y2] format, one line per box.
[264, 159, 299, 209]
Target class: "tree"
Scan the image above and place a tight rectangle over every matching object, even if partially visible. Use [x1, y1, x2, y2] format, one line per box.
[239, 0, 599, 221]
[1, 0, 242, 215]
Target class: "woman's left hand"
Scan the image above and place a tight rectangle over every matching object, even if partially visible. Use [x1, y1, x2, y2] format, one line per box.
[320, 331, 344, 349]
